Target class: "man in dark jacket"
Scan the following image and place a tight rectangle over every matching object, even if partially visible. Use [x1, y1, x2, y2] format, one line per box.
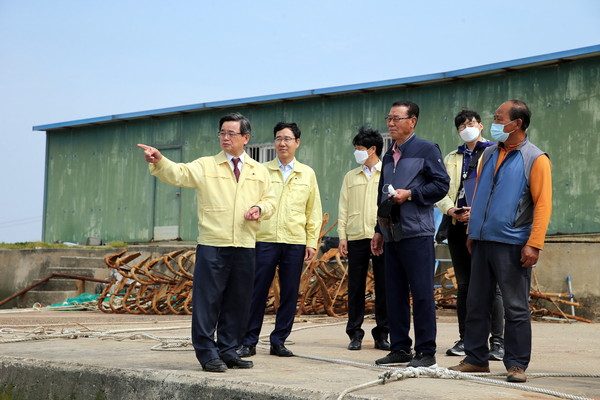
[371, 100, 450, 368]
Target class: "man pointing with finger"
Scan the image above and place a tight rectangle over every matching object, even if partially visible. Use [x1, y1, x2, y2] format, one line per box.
[138, 112, 276, 373]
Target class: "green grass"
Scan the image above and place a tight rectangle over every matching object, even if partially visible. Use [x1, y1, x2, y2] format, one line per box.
[0, 241, 73, 249]
[0, 241, 129, 249]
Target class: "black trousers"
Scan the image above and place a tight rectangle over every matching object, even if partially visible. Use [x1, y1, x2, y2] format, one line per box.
[345, 239, 389, 341]
[384, 236, 437, 355]
[242, 242, 306, 346]
[191, 245, 255, 366]
[465, 241, 532, 370]
[447, 222, 504, 343]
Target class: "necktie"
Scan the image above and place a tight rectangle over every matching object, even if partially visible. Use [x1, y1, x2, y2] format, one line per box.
[232, 157, 241, 182]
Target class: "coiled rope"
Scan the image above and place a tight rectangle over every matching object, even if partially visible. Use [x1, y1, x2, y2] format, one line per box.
[289, 351, 598, 400]
[330, 365, 597, 400]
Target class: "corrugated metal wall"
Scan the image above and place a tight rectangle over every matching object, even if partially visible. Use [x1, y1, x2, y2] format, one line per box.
[43, 56, 600, 243]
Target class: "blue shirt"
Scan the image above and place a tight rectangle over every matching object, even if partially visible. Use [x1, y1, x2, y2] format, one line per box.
[278, 158, 295, 182]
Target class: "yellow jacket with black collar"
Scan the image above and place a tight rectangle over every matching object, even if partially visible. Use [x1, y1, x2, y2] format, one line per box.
[149, 151, 276, 248]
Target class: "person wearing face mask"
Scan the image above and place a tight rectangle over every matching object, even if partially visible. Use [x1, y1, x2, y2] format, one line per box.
[338, 127, 389, 351]
[435, 109, 504, 361]
[450, 100, 552, 384]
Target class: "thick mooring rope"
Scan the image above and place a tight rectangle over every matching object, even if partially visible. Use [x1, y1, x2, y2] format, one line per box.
[291, 351, 599, 400]
[329, 365, 597, 400]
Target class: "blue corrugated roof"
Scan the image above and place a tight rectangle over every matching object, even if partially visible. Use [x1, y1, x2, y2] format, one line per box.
[33, 44, 600, 132]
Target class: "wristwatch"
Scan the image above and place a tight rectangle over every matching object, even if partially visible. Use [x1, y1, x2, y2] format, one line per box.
[407, 190, 412, 201]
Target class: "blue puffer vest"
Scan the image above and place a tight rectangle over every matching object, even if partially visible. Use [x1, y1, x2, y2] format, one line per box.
[468, 138, 547, 245]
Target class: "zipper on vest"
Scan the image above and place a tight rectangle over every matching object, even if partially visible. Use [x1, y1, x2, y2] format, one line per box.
[479, 150, 514, 239]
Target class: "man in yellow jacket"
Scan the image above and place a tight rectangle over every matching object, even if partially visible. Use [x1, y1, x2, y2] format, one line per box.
[338, 127, 389, 351]
[138, 112, 276, 373]
[238, 122, 322, 358]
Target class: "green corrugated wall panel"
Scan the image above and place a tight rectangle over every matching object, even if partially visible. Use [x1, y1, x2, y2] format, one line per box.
[44, 122, 155, 243]
[43, 56, 600, 243]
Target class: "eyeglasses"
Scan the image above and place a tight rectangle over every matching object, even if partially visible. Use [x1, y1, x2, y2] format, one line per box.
[218, 130, 244, 139]
[458, 121, 480, 131]
[385, 116, 412, 123]
[275, 137, 296, 143]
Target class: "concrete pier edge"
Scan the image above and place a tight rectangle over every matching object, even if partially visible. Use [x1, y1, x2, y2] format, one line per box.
[0, 357, 333, 400]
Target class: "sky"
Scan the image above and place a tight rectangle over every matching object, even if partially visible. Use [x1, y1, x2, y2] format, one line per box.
[1, 0, 599, 243]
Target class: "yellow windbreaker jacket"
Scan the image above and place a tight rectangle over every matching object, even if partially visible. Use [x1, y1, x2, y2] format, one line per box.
[337, 162, 381, 241]
[256, 158, 322, 249]
[150, 151, 276, 248]
[435, 150, 462, 216]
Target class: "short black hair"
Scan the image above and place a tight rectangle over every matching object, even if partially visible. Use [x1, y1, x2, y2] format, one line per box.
[219, 112, 251, 135]
[454, 109, 482, 130]
[391, 100, 420, 119]
[507, 100, 531, 131]
[273, 122, 301, 139]
[353, 126, 384, 157]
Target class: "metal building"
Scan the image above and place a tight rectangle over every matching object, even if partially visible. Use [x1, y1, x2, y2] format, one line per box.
[34, 45, 600, 244]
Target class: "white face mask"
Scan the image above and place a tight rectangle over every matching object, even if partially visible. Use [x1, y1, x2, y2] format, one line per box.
[459, 126, 480, 143]
[354, 149, 369, 165]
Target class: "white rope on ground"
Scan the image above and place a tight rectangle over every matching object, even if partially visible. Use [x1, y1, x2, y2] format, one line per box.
[0, 319, 192, 329]
[150, 320, 347, 350]
[258, 320, 347, 345]
[105, 326, 190, 334]
[334, 366, 598, 400]
[288, 351, 598, 400]
[0, 308, 42, 314]
[0, 332, 97, 343]
[0, 324, 190, 344]
[40, 302, 99, 311]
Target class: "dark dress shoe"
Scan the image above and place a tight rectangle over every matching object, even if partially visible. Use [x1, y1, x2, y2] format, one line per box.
[202, 358, 227, 373]
[374, 338, 390, 351]
[270, 343, 294, 357]
[237, 345, 256, 358]
[347, 338, 362, 350]
[225, 357, 253, 369]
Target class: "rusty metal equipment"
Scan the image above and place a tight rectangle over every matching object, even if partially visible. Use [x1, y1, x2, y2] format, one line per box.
[529, 270, 591, 323]
[96, 214, 457, 317]
[97, 248, 195, 315]
[94, 214, 590, 323]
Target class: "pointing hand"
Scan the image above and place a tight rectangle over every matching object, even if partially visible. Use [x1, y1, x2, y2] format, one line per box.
[137, 144, 163, 163]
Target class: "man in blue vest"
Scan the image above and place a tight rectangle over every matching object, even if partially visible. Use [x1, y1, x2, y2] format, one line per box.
[371, 100, 450, 368]
[450, 100, 552, 383]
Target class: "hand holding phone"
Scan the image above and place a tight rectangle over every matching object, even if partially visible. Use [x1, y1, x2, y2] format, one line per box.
[454, 208, 467, 215]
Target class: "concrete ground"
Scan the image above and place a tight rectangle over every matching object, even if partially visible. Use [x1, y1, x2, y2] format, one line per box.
[0, 309, 598, 400]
